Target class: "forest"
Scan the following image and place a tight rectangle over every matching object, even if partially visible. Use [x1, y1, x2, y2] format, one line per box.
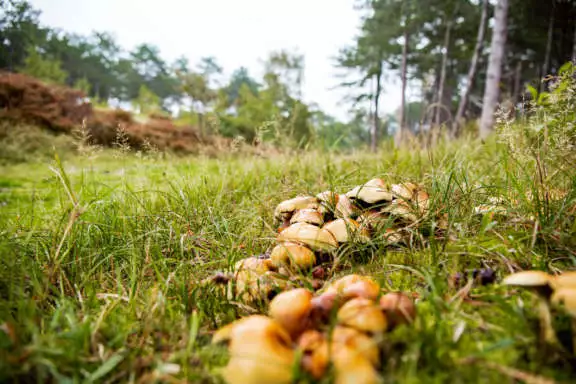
[1, 0, 576, 383]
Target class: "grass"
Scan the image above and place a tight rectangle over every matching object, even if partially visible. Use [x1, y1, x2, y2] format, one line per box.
[0, 133, 575, 383]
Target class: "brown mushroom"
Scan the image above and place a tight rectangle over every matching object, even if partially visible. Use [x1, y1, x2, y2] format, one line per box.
[269, 288, 313, 340]
[323, 218, 371, 243]
[502, 270, 557, 345]
[212, 315, 295, 384]
[290, 208, 324, 226]
[334, 194, 359, 219]
[337, 297, 388, 334]
[277, 222, 338, 252]
[274, 195, 319, 222]
[270, 242, 317, 271]
[379, 292, 416, 329]
[346, 178, 394, 205]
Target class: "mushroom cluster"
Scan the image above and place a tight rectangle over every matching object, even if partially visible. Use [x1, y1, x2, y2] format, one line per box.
[272, 179, 431, 269]
[503, 270, 576, 351]
[213, 274, 417, 384]
[226, 178, 433, 304]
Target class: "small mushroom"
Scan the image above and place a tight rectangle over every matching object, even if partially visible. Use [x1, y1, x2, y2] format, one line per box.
[551, 287, 576, 354]
[334, 194, 359, 218]
[277, 222, 338, 252]
[298, 330, 329, 379]
[346, 178, 394, 205]
[269, 288, 313, 340]
[274, 195, 319, 222]
[337, 297, 388, 334]
[316, 190, 339, 215]
[290, 208, 324, 226]
[502, 270, 557, 344]
[330, 326, 381, 366]
[323, 218, 371, 243]
[379, 292, 416, 329]
[381, 200, 418, 223]
[324, 274, 381, 301]
[234, 257, 275, 275]
[331, 343, 381, 384]
[391, 182, 418, 200]
[270, 242, 317, 270]
[212, 315, 295, 384]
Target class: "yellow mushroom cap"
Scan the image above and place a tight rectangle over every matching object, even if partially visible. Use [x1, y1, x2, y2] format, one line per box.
[391, 183, 418, 200]
[234, 257, 275, 275]
[331, 343, 381, 384]
[502, 270, 552, 288]
[270, 242, 316, 270]
[334, 194, 358, 218]
[379, 292, 416, 328]
[298, 330, 329, 379]
[551, 288, 576, 317]
[277, 222, 338, 251]
[290, 209, 324, 226]
[331, 326, 381, 366]
[346, 180, 394, 205]
[550, 271, 576, 291]
[269, 288, 313, 340]
[323, 218, 371, 243]
[323, 274, 381, 299]
[274, 196, 319, 221]
[213, 315, 295, 384]
[337, 297, 388, 333]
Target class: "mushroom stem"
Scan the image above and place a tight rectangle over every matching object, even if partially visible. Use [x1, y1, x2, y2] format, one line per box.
[537, 297, 558, 346]
[571, 317, 576, 355]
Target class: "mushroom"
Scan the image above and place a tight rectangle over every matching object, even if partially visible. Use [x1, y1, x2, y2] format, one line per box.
[233, 270, 287, 302]
[323, 218, 371, 243]
[290, 208, 324, 226]
[502, 270, 557, 344]
[274, 195, 319, 223]
[391, 182, 418, 200]
[269, 288, 313, 340]
[277, 222, 338, 252]
[331, 343, 381, 384]
[316, 190, 339, 216]
[334, 194, 359, 219]
[270, 242, 317, 271]
[212, 315, 296, 384]
[234, 256, 275, 275]
[297, 330, 329, 379]
[324, 274, 381, 301]
[330, 326, 381, 366]
[381, 200, 418, 223]
[337, 297, 388, 334]
[551, 287, 576, 354]
[346, 178, 394, 205]
[383, 228, 404, 245]
[379, 292, 416, 329]
[550, 271, 576, 290]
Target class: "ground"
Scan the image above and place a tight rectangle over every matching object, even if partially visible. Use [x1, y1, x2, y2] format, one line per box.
[0, 138, 575, 383]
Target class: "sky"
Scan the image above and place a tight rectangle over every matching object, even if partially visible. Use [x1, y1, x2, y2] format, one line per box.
[29, 0, 402, 121]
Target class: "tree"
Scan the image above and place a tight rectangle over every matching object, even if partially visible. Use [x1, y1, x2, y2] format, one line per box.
[479, 0, 509, 139]
[132, 84, 161, 115]
[18, 45, 67, 84]
[453, 0, 489, 136]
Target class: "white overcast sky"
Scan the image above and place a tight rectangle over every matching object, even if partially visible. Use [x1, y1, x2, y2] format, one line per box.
[29, 0, 403, 121]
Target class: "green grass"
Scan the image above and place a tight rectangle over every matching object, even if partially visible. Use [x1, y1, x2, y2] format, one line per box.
[1, 136, 575, 383]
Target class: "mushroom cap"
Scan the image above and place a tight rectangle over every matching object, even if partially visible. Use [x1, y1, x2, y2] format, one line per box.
[277, 222, 338, 251]
[331, 342, 381, 384]
[331, 326, 381, 366]
[323, 275, 381, 298]
[391, 182, 418, 200]
[551, 288, 576, 317]
[290, 208, 324, 226]
[269, 288, 313, 340]
[234, 257, 275, 275]
[274, 196, 319, 221]
[550, 271, 576, 290]
[346, 180, 394, 205]
[381, 201, 418, 223]
[213, 315, 295, 384]
[298, 330, 329, 379]
[334, 194, 359, 218]
[316, 190, 339, 205]
[379, 292, 416, 328]
[383, 228, 404, 244]
[323, 218, 371, 243]
[270, 242, 317, 270]
[337, 297, 388, 333]
[502, 270, 552, 288]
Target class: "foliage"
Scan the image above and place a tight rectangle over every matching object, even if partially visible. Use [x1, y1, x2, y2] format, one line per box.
[17, 45, 67, 84]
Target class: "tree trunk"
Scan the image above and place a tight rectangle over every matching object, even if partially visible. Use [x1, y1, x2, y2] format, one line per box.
[397, 28, 409, 147]
[573, 21, 576, 62]
[435, 7, 458, 129]
[512, 60, 523, 105]
[453, 0, 488, 137]
[371, 65, 382, 153]
[539, 1, 555, 95]
[479, 0, 509, 140]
